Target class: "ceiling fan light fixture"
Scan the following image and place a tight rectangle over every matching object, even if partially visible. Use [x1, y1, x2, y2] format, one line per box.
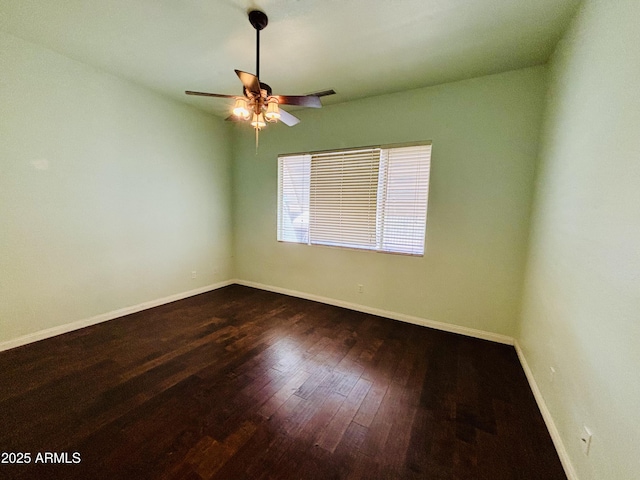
[232, 97, 250, 119]
[265, 101, 281, 121]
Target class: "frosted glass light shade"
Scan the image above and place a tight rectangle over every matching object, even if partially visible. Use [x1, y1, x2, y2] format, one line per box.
[265, 102, 281, 121]
[232, 98, 250, 119]
[251, 112, 266, 128]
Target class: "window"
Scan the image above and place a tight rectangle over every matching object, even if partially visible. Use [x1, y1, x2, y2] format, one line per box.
[277, 143, 431, 255]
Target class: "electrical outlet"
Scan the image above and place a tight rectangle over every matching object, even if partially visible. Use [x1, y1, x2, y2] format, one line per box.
[580, 425, 592, 455]
[191, 270, 197, 279]
[357, 284, 364, 293]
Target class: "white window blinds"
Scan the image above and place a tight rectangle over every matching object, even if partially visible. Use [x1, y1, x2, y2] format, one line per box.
[310, 148, 380, 250]
[277, 143, 431, 255]
[377, 145, 431, 255]
[277, 154, 310, 243]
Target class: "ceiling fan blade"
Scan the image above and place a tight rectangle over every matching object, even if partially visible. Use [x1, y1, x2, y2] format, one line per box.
[185, 91, 236, 98]
[235, 70, 261, 95]
[310, 89, 336, 98]
[275, 95, 322, 108]
[278, 109, 300, 127]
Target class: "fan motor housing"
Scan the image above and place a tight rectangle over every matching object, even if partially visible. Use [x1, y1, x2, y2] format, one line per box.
[260, 82, 272, 96]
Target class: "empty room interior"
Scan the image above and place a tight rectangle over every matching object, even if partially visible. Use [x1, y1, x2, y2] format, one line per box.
[1, 1, 638, 479]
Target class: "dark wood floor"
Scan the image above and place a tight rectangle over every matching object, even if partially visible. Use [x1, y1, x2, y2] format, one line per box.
[0, 285, 566, 480]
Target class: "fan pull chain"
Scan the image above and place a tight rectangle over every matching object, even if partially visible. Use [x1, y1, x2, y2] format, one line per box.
[255, 128, 259, 155]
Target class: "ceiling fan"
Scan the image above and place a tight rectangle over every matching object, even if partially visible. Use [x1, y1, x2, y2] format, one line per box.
[186, 10, 335, 141]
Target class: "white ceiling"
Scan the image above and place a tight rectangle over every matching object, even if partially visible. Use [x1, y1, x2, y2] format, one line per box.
[0, 0, 579, 117]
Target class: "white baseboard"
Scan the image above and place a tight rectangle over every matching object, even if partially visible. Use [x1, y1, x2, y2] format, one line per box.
[234, 279, 514, 345]
[514, 341, 578, 480]
[0, 280, 234, 353]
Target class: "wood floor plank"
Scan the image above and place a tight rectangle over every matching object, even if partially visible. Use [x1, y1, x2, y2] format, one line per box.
[352, 378, 388, 428]
[0, 285, 567, 480]
[315, 376, 372, 452]
[257, 368, 312, 419]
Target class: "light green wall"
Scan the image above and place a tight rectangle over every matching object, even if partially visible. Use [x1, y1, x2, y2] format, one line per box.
[518, 1, 640, 479]
[233, 66, 547, 337]
[0, 32, 233, 343]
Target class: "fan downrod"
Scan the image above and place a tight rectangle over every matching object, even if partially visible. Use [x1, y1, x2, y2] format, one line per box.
[248, 10, 268, 31]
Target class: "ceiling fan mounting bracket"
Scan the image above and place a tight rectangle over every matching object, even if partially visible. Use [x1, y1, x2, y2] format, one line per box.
[248, 10, 268, 31]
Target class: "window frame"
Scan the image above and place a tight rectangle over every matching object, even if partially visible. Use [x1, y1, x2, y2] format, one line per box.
[277, 141, 432, 257]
